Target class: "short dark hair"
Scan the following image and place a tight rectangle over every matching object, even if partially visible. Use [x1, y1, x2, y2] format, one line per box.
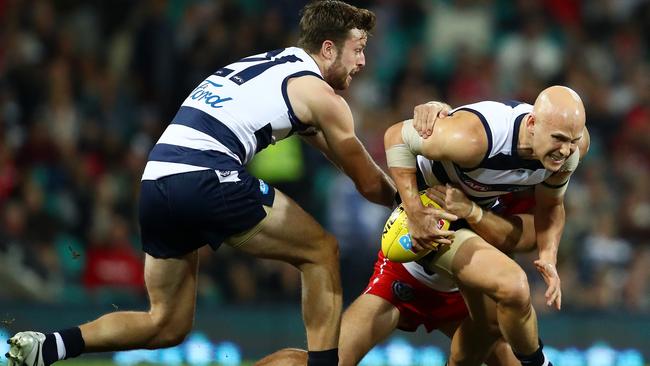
[298, 0, 376, 54]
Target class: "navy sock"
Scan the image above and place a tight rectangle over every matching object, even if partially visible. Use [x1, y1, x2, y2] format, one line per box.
[43, 327, 85, 365]
[515, 338, 550, 366]
[307, 348, 338, 366]
[59, 327, 85, 359]
[42, 334, 58, 366]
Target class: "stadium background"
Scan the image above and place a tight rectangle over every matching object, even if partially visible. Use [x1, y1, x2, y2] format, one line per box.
[0, 0, 649, 365]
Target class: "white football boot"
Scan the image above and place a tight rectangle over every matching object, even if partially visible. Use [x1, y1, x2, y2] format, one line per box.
[6, 331, 46, 366]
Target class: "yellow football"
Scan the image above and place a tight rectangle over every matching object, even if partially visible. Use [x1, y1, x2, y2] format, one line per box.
[381, 192, 450, 263]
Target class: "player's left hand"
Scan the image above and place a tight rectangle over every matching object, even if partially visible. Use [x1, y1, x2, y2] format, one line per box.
[413, 101, 451, 138]
[425, 185, 473, 218]
[534, 259, 562, 310]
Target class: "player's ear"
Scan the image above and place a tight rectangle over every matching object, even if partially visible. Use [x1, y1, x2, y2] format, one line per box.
[526, 114, 536, 135]
[321, 40, 336, 61]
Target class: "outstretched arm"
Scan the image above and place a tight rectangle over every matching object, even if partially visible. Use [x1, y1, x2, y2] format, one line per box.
[289, 76, 395, 207]
[533, 178, 566, 310]
[534, 127, 590, 310]
[299, 130, 344, 172]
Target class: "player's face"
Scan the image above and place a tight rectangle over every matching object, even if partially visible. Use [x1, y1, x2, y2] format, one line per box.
[326, 29, 367, 90]
[533, 117, 583, 172]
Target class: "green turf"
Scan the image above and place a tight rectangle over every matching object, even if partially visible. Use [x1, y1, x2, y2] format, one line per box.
[40, 361, 255, 366]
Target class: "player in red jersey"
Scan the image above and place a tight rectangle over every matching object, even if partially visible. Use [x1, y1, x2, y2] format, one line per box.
[256, 185, 537, 366]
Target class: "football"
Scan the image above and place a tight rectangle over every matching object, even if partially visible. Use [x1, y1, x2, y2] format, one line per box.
[381, 192, 450, 263]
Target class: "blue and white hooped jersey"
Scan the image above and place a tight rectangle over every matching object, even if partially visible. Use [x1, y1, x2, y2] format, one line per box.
[142, 47, 322, 180]
[417, 101, 553, 208]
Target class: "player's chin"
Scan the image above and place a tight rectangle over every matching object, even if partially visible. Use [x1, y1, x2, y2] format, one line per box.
[331, 77, 351, 91]
[341, 75, 352, 89]
[543, 156, 565, 172]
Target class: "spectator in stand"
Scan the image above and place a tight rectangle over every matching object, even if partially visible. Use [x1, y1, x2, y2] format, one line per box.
[83, 214, 144, 296]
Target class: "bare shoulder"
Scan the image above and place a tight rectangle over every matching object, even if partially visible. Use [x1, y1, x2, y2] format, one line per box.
[286, 76, 348, 128]
[422, 110, 488, 167]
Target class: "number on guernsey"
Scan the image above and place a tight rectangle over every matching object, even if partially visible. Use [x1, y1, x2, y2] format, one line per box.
[214, 48, 302, 85]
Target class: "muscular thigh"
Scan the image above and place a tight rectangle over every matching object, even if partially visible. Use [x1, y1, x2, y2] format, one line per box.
[235, 189, 331, 265]
[426, 229, 522, 291]
[451, 235, 523, 293]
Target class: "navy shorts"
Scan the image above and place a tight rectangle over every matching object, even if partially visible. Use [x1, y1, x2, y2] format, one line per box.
[139, 167, 275, 258]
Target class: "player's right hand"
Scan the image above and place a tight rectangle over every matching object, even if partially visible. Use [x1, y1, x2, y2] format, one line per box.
[413, 101, 451, 138]
[404, 204, 457, 252]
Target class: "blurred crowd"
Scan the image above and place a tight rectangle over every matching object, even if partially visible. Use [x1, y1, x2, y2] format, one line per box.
[0, 0, 649, 314]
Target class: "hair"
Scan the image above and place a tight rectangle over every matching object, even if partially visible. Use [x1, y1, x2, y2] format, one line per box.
[298, 0, 376, 54]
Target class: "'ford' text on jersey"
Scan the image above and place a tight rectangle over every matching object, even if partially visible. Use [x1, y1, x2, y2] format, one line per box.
[142, 47, 321, 180]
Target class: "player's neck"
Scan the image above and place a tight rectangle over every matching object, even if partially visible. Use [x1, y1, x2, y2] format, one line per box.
[307, 50, 328, 77]
[517, 114, 536, 160]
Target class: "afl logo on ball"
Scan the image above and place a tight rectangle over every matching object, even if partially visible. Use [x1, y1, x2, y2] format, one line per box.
[392, 281, 414, 302]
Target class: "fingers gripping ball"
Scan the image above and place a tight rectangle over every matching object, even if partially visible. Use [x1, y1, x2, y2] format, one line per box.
[381, 192, 450, 263]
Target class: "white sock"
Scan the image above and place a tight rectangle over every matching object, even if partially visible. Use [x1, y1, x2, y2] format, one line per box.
[53, 332, 67, 360]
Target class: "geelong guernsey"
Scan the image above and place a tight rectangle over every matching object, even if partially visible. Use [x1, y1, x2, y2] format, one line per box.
[142, 47, 322, 180]
[408, 101, 581, 288]
[417, 101, 553, 209]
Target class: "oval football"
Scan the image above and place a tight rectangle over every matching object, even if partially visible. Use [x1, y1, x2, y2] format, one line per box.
[381, 192, 450, 263]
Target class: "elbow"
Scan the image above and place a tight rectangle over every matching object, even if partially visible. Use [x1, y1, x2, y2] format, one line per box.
[356, 178, 385, 204]
[384, 122, 403, 149]
[357, 179, 380, 198]
[515, 214, 537, 252]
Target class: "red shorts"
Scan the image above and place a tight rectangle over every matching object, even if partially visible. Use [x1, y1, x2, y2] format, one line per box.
[363, 251, 469, 333]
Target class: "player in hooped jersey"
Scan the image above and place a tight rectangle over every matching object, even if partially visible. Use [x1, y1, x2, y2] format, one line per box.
[384, 87, 589, 366]
[255, 185, 541, 366]
[6, 3, 456, 366]
[256, 96, 589, 366]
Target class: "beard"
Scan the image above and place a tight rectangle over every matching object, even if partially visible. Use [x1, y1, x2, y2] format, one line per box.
[325, 58, 351, 90]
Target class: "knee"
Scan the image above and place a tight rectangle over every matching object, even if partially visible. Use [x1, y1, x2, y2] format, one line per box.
[149, 311, 194, 348]
[494, 267, 530, 308]
[305, 232, 340, 266]
[448, 349, 483, 366]
[321, 232, 339, 262]
[155, 321, 193, 348]
[156, 330, 190, 348]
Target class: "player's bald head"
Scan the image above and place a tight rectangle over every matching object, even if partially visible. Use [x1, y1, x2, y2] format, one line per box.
[533, 86, 585, 130]
[527, 86, 586, 172]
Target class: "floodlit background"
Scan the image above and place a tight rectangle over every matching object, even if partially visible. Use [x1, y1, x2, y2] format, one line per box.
[0, 0, 649, 365]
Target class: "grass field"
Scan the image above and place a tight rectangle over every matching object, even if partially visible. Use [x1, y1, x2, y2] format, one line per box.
[50, 361, 256, 366]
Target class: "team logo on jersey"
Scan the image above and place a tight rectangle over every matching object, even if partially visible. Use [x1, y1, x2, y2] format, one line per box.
[459, 174, 490, 192]
[259, 179, 269, 195]
[190, 80, 233, 108]
[215, 170, 240, 183]
[392, 280, 415, 302]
